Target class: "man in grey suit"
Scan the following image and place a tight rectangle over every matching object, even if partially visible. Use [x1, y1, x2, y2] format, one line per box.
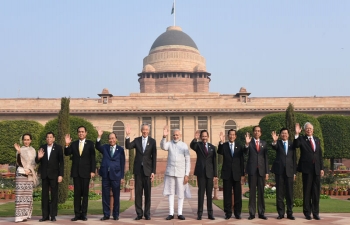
[160, 126, 190, 221]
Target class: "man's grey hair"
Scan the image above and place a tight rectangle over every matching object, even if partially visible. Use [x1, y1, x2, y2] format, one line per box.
[140, 123, 150, 130]
[173, 129, 181, 135]
[304, 122, 314, 129]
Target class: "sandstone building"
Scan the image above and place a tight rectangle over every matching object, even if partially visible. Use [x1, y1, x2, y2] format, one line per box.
[1, 26, 350, 173]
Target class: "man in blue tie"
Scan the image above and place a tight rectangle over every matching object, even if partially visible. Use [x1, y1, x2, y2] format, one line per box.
[95, 129, 125, 221]
[271, 128, 297, 220]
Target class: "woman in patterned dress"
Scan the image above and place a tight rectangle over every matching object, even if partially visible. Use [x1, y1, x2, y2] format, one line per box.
[13, 133, 38, 223]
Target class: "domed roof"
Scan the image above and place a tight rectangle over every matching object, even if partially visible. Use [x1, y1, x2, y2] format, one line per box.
[150, 26, 198, 51]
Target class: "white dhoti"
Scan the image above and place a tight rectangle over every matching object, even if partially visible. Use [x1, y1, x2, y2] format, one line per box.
[163, 175, 191, 215]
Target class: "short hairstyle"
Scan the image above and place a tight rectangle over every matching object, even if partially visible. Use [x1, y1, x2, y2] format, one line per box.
[140, 123, 150, 130]
[46, 131, 55, 138]
[77, 126, 87, 132]
[22, 133, 32, 140]
[200, 129, 209, 137]
[173, 129, 181, 135]
[252, 126, 261, 132]
[304, 122, 313, 129]
[108, 132, 117, 139]
[227, 129, 237, 135]
[279, 128, 289, 134]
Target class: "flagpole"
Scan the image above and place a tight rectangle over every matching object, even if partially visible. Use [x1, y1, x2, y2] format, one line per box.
[174, 0, 176, 26]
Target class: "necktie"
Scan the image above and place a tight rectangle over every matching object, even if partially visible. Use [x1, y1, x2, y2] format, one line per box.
[79, 141, 83, 156]
[309, 137, 315, 152]
[110, 146, 114, 157]
[230, 143, 234, 157]
[203, 143, 208, 156]
[283, 141, 287, 155]
[256, 140, 260, 152]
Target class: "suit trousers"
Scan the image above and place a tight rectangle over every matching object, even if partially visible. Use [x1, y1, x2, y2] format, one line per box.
[248, 169, 265, 216]
[275, 169, 294, 217]
[134, 166, 151, 217]
[73, 177, 90, 217]
[197, 176, 214, 216]
[302, 167, 320, 217]
[223, 177, 242, 217]
[102, 175, 121, 217]
[41, 178, 58, 218]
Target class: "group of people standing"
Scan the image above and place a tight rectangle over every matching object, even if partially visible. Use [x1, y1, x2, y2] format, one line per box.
[13, 121, 324, 222]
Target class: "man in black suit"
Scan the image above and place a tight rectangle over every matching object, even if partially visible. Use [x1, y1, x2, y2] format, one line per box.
[217, 129, 245, 220]
[64, 126, 96, 221]
[294, 122, 324, 220]
[125, 124, 157, 220]
[96, 129, 125, 221]
[190, 130, 217, 220]
[244, 126, 269, 220]
[271, 128, 296, 220]
[36, 131, 64, 222]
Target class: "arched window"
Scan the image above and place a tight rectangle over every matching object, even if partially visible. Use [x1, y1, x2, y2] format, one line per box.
[225, 120, 237, 136]
[113, 121, 125, 147]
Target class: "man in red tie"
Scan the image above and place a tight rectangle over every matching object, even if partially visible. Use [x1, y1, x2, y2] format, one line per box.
[294, 122, 324, 220]
[244, 126, 269, 220]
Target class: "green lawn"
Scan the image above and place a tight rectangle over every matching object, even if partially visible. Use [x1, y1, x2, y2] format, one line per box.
[0, 200, 134, 217]
[213, 198, 350, 213]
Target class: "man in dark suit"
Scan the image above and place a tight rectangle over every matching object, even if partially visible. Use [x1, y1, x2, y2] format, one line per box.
[36, 131, 64, 222]
[294, 122, 324, 220]
[244, 126, 269, 220]
[218, 129, 245, 220]
[96, 130, 125, 221]
[190, 130, 217, 220]
[64, 126, 96, 221]
[125, 124, 157, 220]
[271, 128, 296, 220]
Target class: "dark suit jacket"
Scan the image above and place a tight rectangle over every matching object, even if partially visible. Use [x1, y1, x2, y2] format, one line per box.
[270, 140, 297, 177]
[95, 141, 125, 180]
[64, 139, 96, 179]
[294, 135, 323, 175]
[190, 139, 217, 178]
[244, 139, 269, 176]
[36, 143, 64, 179]
[125, 136, 157, 176]
[217, 142, 245, 181]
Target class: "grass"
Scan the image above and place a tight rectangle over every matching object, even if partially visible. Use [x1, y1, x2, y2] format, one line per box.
[213, 198, 350, 213]
[0, 200, 134, 217]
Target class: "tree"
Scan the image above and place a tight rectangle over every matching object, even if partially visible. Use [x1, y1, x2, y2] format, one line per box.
[57, 97, 70, 204]
[236, 125, 255, 164]
[0, 120, 43, 165]
[128, 148, 135, 174]
[317, 115, 350, 170]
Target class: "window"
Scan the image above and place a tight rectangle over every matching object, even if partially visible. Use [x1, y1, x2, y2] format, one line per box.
[103, 97, 107, 104]
[198, 116, 208, 130]
[142, 117, 152, 137]
[225, 120, 237, 136]
[113, 121, 125, 147]
[170, 117, 180, 135]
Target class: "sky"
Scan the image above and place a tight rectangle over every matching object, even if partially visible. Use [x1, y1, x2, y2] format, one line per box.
[0, 0, 349, 98]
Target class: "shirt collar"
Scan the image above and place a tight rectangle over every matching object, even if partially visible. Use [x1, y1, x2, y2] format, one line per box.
[79, 139, 86, 143]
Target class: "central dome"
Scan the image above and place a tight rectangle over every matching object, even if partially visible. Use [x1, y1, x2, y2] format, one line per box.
[150, 26, 198, 51]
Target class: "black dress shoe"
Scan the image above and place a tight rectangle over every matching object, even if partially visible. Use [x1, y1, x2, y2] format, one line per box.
[51, 217, 56, 221]
[71, 217, 79, 221]
[145, 216, 151, 220]
[225, 214, 231, 220]
[113, 216, 119, 220]
[235, 215, 241, 219]
[166, 215, 174, 220]
[178, 215, 185, 220]
[100, 216, 110, 220]
[287, 215, 295, 220]
[81, 216, 88, 221]
[197, 215, 202, 220]
[39, 218, 49, 222]
[248, 216, 255, 220]
[134, 216, 142, 220]
[208, 215, 215, 220]
[259, 215, 268, 220]
[305, 215, 312, 220]
[277, 216, 284, 219]
[313, 215, 320, 220]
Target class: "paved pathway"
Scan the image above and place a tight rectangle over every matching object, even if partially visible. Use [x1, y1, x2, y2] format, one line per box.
[1, 183, 350, 224]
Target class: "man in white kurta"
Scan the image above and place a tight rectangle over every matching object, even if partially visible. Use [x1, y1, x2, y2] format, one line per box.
[160, 126, 191, 220]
